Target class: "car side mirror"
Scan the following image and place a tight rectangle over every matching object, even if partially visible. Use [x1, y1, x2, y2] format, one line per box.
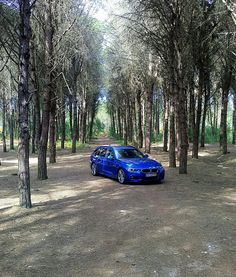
[144, 154, 149, 158]
[108, 155, 114, 160]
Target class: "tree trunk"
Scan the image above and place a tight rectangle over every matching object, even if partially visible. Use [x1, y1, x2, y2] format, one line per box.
[2, 92, 7, 153]
[163, 93, 169, 152]
[220, 89, 229, 154]
[136, 91, 143, 148]
[200, 90, 210, 147]
[69, 97, 73, 140]
[38, 0, 54, 180]
[232, 92, 236, 145]
[169, 99, 176, 167]
[123, 109, 128, 146]
[8, 98, 15, 151]
[117, 108, 122, 139]
[31, 105, 36, 153]
[49, 92, 56, 163]
[144, 83, 154, 153]
[176, 85, 189, 174]
[220, 69, 232, 154]
[192, 69, 204, 158]
[89, 106, 96, 140]
[156, 95, 160, 136]
[82, 104, 87, 143]
[31, 34, 41, 152]
[61, 93, 66, 149]
[18, 0, 32, 208]
[72, 98, 78, 153]
[189, 85, 195, 143]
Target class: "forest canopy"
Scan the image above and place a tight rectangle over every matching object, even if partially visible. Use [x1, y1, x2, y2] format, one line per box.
[0, 0, 236, 208]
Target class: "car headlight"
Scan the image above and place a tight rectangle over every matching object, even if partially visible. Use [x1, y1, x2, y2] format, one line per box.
[127, 168, 140, 172]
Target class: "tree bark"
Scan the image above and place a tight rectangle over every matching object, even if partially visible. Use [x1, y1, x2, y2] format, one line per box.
[169, 98, 176, 167]
[220, 89, 229, 154]
[18, 0, 32, 208]
[144, 83, 154, 153]
[117, 108, 122, 139]
[38, 0, 54, 180]
[200, 87, 210, 148]
[136, 91, 143, 148]
[220, 69, 232, 154]
[156, 95, 160, 136]
[49, 92, 56, 163]
[61, 92, 66, 149]
[72, 97, 78, 153]
[176, 84, 189, 174]
[232, 92, 236, 144]
[2, 91, 7, 153]
[163, 93, 169, 152]
[123, 109, 128, 146]
[31, 35, 41, 152]
[69, 96, 73, 140]
[82, 103, 87, 143]
[31, 105, 36, 153]
[192, 69, 204, 159]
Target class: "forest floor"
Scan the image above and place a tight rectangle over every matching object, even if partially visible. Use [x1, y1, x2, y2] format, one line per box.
[0, 138, 236, 277]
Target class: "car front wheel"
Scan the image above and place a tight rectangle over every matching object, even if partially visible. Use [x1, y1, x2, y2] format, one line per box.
[117, 168, 126, 184]
[91, 163, 98, 176]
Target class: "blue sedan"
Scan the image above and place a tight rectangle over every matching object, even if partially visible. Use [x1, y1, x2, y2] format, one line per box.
[90, 145, 165, 184]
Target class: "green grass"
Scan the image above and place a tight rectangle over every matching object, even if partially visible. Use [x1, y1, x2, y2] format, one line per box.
[56, 140, 90, 150]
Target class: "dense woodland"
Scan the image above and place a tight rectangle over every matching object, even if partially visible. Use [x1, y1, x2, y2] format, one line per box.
[0, 0, 236, 208]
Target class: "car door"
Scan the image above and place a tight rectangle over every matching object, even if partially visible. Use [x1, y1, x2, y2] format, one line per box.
[96, 147, 107, 174]
[93, 147, 107, 173]
[102, 147, 117, 177]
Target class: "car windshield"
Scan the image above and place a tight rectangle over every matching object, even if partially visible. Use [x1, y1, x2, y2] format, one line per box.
[115, 148, 144, 159]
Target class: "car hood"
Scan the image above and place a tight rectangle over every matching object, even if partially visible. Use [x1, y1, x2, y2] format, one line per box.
[119, 158, 162, 168]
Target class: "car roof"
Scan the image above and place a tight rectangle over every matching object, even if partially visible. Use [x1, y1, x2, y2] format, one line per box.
[97, 145, 136, 150]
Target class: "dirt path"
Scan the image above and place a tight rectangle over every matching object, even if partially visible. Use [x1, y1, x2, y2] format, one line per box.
[0, 139, 236, 276]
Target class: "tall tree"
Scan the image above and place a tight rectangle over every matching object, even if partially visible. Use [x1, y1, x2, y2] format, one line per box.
[18, 0, 32, 208]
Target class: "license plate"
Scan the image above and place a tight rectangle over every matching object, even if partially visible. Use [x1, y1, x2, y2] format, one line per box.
[146, 173, 157, 177]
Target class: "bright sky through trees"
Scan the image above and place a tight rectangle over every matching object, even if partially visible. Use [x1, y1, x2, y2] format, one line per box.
[93, 0, 119, 22]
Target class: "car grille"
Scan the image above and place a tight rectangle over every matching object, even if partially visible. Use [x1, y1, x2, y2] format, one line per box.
[142, 168, 158, 173]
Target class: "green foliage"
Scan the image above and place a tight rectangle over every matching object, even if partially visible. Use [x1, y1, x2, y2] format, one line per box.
[151, 131, 163, 143]
[56, 140, 90, 150]
[93, 118, 106, 136]
[198, 126, 232, 144]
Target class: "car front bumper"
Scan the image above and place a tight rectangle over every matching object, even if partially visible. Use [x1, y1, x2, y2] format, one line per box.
[125, 168, 165, 183]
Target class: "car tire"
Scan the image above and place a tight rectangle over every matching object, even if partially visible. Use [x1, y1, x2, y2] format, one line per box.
[91, 163, 98, 176]
[117, 168, 126, 184]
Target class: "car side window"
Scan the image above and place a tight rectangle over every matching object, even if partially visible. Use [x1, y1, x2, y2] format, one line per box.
[94, 148, 101, 156]
[106, 148, 114, 159]
[99, 148, 107, 157]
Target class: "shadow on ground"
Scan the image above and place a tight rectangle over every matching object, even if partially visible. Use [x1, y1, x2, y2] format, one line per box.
[0, 139, 236, 276]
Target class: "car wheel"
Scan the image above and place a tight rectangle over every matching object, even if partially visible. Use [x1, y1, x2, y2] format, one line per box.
[91, 163, 98, 176]
[117, 169, 126, 184]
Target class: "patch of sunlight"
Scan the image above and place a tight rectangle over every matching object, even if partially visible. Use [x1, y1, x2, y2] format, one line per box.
[0, 205, 22, 216]
[59, 154, 88, 160]
[64, 217, 80, 226]
[0, 197, 18, 209]
[119, 209, 131, 215]
[0, 157, 39, 165]
[217, 165, 230, 169]
[223, 193, 236, 202]
[198, 152, 214, 157]
[225, 158, 236, 165]
[0, 165, 18, 171]
[176, 207, 197, 216]
[158, 226, 173, 233]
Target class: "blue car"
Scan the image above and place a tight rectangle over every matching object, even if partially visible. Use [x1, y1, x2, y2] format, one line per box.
[90, 145, 165, 184]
